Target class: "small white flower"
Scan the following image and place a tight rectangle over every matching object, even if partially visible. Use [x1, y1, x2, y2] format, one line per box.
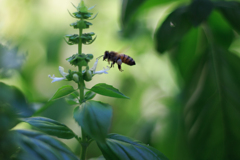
[94, 66, 110, 74]
[48, 66, 69, 83]
[90, 58, 99, 71]
[90, 58, 110, 74]
[59, 66, 69, 77]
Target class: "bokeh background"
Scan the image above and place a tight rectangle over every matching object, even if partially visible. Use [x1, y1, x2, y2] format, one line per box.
[1, 0, 240, 159]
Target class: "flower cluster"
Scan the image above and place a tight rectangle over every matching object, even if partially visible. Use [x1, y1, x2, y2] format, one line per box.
[49, 59, 110, 83]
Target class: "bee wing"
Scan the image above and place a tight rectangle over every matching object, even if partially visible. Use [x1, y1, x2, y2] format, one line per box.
[118, 46, 131, 54]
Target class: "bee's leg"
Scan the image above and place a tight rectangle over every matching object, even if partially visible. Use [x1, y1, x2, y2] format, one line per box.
[118, 64, 123, 72]
[110, 62, 115, 68]
[117, 59, 123, 71]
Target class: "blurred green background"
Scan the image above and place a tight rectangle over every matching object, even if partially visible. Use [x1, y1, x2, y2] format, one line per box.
[1, 0, 240, 159]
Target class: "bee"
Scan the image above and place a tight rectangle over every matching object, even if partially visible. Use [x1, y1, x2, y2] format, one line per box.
[103, 51, 136, 71]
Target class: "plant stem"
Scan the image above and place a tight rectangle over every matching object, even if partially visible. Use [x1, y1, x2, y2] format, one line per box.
[77, 21, 88, 160]
[80, 130, 88, 160]
[78, 26, 84, 103]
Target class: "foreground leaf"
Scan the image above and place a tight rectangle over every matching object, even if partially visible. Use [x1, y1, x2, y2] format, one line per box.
[49, 85, 76, 101]
[90, 83, 129, 99]
[0, 82, 34, 117]
[97, 134, 169, 160]
[22, 117, 75, 139]
[84, 90, 96, 100]
[74, 100, 112, 143]
[16, 130, 79, 160]
[88, 155, 105, 160]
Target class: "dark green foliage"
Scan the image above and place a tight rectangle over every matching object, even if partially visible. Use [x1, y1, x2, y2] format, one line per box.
[84, 90, 96, 100]
[65, 34, 79, 45]
[81, 32, 97, 45]
[90, 83, 130, 99]
[0, 82, 33, 117]
[121, 0, 240, 160]
[49, 85, 76, 101]
[73, 101, 112, 143]
[16, 130, 79, 160]
[207, 11, 234, 49]
[97, 134, 169, 160]
[65, 32, 97, 45]
[89, 155, 105, 160]
[0, 83, 78, 160]
[154, 6, 192, 53]
[70, 20, 92, 29]
[121, 0, 146, 25]
[67, 53, 93, 66]
[72, 12, 93, 19]
[215, 1, 240, 33]
[22, 117, 76, 139]
[0, 105, 18, 160]
[188, 0, 214, 26]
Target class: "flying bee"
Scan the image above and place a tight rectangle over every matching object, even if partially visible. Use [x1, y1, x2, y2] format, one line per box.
[103, 51, 136, 72]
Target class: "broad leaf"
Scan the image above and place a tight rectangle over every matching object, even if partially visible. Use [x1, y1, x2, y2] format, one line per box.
[22, 117, 75, 139]
[215, 1, 240, 33]
[65, 99, 79, 105]
[88, 155, 105, 160]
[0, 82, 33, 117]
[121, 0, 146, 25]
[90, 83, 129, 99]
[161, 9, 240, 159]
[178, 46, 240, 160]
[74, 100, 112, 143]
[0, 106, 19, 160]
[97, 134, 169, 160]
[188, 0, 213, 26]
[84, 90, 96, 100]
[154, 6, 192, 53]
[16, 130, 79, 160]
[49, 85, 76, 101]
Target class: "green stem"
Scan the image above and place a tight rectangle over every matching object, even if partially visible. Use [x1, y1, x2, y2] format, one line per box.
[80, 130, 88, 160]
[78, 26, 84, 103]
[78, 23, 88, 160]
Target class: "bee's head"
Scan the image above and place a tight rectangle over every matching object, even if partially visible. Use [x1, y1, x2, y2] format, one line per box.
[103, 51, 109, 61]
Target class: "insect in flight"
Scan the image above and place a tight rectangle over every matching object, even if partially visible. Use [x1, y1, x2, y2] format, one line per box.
[103, 51, 136, 72]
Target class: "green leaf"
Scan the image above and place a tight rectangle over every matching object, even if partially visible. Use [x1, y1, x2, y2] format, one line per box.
[49, 85, 76, 101]
[22, 117, 75, 139]
[215, 1, 240, 33]
[84, 90, 96, 100]
[121, 0, 146, 25]
[90, 83, 129, 99]
[88, 5, 96, 10]
[73, 100, 112, 143]
[188, 0, 214, 26]
[0, 82, 34, 117]
[16, 130, 79, 160]
[65, 99, 79, 105]
[207, 11, 234, 49]
[88, 13, 98, 20]
[180, 46, 240, 159]
[154, 6, 192, 53]
[97, 134, 169, 160]
[88, 155, 105, 160]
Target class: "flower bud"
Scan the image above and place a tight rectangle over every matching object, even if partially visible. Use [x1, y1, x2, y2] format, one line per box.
[78, 0, 88, 13]
[73, 73, 79, 83]
[83, 70, 92, 81]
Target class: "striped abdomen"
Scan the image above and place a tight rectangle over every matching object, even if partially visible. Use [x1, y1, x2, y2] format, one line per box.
[118, 54, 136, 66]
